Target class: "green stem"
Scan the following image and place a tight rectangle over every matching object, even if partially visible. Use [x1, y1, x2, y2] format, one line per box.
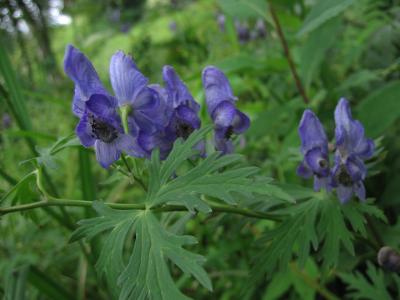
[0, 198, 283, 221]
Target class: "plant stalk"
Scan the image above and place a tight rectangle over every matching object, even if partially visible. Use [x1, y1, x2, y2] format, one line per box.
[0, 198, 283, 221]
[269, 3, 309, 104]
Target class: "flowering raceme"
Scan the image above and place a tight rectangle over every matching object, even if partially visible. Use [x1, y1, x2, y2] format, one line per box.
[64, 45, 250, 166]
[297, 99, 374, 203]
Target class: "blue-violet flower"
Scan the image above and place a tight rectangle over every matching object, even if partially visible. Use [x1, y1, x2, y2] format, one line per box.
[138, 66, 202, 159]
[202, 66, 250, 154]
[64, 45, 108, 117]
[109, 51, 167, 135]
[297, 109, 331, 192]
[64, 45, 146, 168]
[75, 93, 145, 168]
[331, 98, 374, 203]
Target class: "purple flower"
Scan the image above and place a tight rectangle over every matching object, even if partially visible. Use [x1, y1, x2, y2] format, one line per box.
[64, 45, 108, 117]
[64, 45, 148, 168]
[202, 66, 250, 154]
[296, 99, 374, 203]
[138, 66, 202, 159]
[109, 51, 167, 135]
[331, 98, 374, 203]
[75, 94, 145, 168]
[297, 110, 331, 192]
[234, 20, 250, 44]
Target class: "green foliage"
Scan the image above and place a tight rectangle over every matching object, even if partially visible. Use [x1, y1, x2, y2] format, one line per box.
[339, 262, 392, 300]
[300, 17, 342, 90]
[262, 259, 319, 300]
[1, 0, 400, 299]
[357, 81, 400, 138]
[22, 134, 80, 169]
[252, 195, 387, 280]
[0, 171, 37, 205]
[71, 202, 211, 300]
[70, 128, 295, 299]
[0, 43, 32, 132]
[146, 126, 293, 210]
[217, 0, 268, 21]
[298, 0, 357, 36]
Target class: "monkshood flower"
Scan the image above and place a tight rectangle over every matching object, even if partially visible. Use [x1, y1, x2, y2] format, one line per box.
[297, 110, 331, 192]
[109, 51, 167, 135]
[163, 65, 201, 138]
[331, 98, 374, 203]
[64, 45, 147, 168]
[64, 45, 108, 117]
[138, 66, 202, 159]
[75, 93, 145, 168]
[202, 66, 250, 154]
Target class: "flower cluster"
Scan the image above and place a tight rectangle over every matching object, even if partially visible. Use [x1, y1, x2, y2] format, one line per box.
[64, 45, 250, 168]
[297, 98, 374, 203]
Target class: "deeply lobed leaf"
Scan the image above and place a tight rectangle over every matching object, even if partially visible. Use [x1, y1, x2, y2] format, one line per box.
[71, 202, 211, 300]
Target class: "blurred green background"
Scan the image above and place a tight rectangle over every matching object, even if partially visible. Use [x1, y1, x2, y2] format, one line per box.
[1, 0, 400, 299]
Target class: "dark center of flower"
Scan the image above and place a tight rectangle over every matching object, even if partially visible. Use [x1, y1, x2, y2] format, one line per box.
[91, 118, 118, 143]
[318, 159, 328, 169]
[337, 165, 353, 187]
[176, 121, 194, 140]
[224, 126, 234, 140]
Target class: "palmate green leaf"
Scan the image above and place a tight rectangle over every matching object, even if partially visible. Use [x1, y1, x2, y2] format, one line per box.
[339, 262, 392, 300]
[318, 198, 355, 271]
[146, 126, 294, 211]
[251, 198, 320, 282]
[118, 210, 212, 300]
[71, 128, 293, 299]
[341, 200, 387, 237]
[71, 202, 211, 300]
[252, 195, 387, 280]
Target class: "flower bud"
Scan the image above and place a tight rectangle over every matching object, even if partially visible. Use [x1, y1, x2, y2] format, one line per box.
[377, 246, 400, 272]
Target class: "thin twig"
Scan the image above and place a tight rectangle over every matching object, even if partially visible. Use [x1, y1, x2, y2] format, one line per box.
[269, 3, 309, 104]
